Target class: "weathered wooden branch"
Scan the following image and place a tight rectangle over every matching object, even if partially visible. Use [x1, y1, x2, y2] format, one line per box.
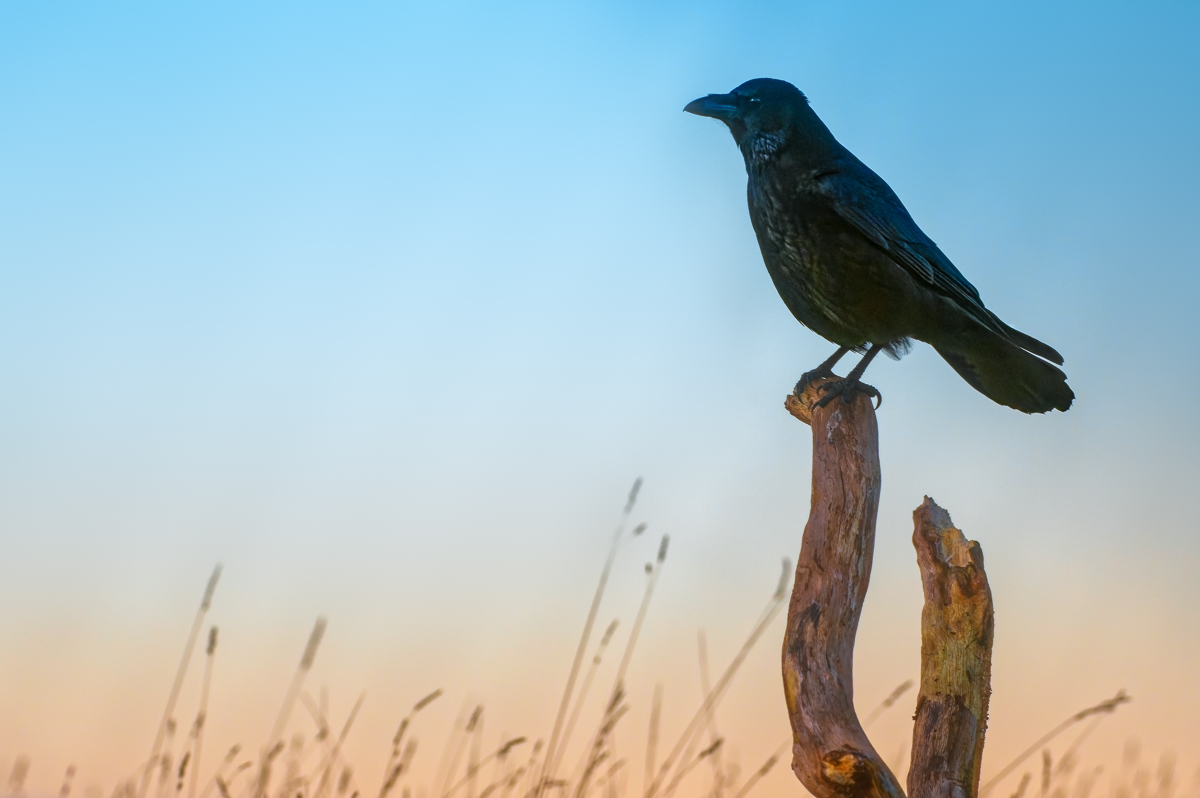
[908, 499, 993, 798]
[782, 379, 994, 798]
[782, 380, 901, 798]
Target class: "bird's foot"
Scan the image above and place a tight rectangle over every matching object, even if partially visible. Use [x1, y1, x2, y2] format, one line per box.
[793, 368, 833, 397]
[814, 378, 882, 410]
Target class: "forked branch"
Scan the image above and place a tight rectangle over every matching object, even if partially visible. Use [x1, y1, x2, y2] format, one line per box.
[783, 380, 994, 798]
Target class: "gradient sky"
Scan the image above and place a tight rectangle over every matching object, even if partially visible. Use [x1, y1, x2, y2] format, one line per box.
[2, 2, 1199, 797]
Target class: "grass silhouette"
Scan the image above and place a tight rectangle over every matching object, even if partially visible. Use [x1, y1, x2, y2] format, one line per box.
[0, 484, 1186, 798]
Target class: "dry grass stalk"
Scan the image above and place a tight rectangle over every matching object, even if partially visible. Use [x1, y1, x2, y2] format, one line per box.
[379, 741, 418, 798]
[441, 739, 528, 798]
[564, 534, 669, 791]
[695, 632, 726, 798]
[177, 752, 191, 794]
[1011, 772, 1033, 798]
[552, 620, 620, 784]
[157, 720, 178, 798]
[199, 746, 241, 798]
[254, 742, 284, 798]
[862, 681, 914, 730]
[540, 478, 642, 798]
[271, 733, 307, 798]
[510, 740, 544, 798]
[643, 686, 662, 798]
[611, 537, 668, 692]
[1054, 716, 1111, 784]
[728, 742, 787, 798]
[437, 706, 484, 798]
[572, 690, 630, 798]
[313, 693, 367, 798]
[468, 712, 484, 798]
[257, 618, 328, 798]
[378, 690, 441, 798]
[188, 627, 219, 798]
[981, 692, 1131, 796]
[300, 694, 331, 752]
[593, 760, 627, 798]
[214, 761, 252, 798]
[645, 560, 789, 798]
[658, 739, 722, 798]
[139, 565, 222, 798]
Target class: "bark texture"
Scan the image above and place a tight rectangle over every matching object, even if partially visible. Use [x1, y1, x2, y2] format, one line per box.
[782, 381, 994, 798]
[782, 380, 904, 798]
[908, 499, 994, 798]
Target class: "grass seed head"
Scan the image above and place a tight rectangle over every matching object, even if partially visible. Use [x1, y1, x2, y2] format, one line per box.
[413, 689, 443, 712]
[623, 478, 643, 515]
[600, 620, 619, 647]
[300, 619, 328, 670]
[201, 566, 222, 612]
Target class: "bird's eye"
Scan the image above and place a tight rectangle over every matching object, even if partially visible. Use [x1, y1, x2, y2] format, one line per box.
[747, 97, 762, 106]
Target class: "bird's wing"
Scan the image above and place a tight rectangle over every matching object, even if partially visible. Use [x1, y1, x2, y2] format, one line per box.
[812, 163, 995, 328]
[810, 161, 1065, 365]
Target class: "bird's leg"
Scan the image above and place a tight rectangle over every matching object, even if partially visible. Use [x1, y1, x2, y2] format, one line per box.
[794, 346, 851, 396]
[815, 345, 883, 409]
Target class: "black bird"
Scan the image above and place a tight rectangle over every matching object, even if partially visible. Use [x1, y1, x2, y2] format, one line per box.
[685, 79, 1073, 413]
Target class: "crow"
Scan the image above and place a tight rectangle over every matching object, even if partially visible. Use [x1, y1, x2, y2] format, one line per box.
[685, 78, 1073, 413]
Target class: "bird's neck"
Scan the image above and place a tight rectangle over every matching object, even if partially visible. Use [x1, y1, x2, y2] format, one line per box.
[741, 109, 843, 173]
[740, 131, 788, 166]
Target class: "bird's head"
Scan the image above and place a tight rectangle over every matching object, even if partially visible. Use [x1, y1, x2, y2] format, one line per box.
[685, 78, 832, 163]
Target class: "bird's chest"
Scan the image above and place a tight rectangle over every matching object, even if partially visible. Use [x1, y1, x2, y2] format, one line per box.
[747, 173, 853, 330]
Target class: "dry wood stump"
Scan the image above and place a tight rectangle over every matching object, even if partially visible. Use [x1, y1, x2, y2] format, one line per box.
[783, 379, 994, 798]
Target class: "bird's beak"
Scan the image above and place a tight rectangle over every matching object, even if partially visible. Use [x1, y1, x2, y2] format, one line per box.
[684, 93, 739, 120]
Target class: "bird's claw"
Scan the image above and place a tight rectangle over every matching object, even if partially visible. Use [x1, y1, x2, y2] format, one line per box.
[793, 369, 831, 397]
[814, 379, 882, 410]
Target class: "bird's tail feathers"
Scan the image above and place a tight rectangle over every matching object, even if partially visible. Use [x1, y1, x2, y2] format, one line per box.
[987, 312, 1064, 365]
[934, 327, 1073, 414]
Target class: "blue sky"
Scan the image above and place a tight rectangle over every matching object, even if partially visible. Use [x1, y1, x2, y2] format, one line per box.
[2, 1, 1199, 794]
